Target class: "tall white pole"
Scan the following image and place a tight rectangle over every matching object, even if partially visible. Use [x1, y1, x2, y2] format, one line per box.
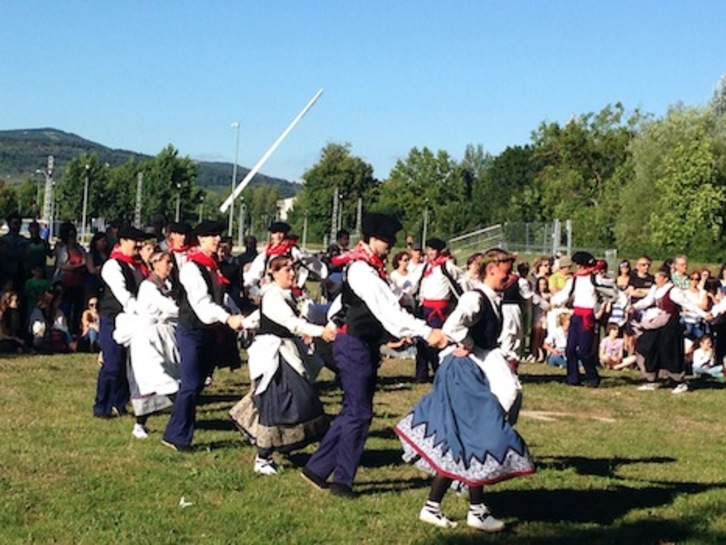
[81, 164, 90, 241]
[331, 187, 339, 241]
[229, 122, 241, 235]
[237, 198, 245, 248]
[134, 172, 143, 228]
[220, 88, 325, 214]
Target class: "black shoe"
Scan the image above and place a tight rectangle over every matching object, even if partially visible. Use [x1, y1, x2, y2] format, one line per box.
[301, 467, 329, 490]
[329, 483, 357, 499]
[583, 380, 600, 388]
[162, 439, 193, 453]
[93, 411, 111, 419]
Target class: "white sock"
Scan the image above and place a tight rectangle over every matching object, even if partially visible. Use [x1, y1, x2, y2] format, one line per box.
[424, 500, 441, 515]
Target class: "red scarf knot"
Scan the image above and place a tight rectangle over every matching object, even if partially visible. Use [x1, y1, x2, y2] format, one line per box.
[346, 241, 387, 280]
[265, 238, 297, 258]
[187, 249, 229, 285]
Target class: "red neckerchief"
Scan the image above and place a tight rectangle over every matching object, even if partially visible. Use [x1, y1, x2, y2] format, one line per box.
[265, 238, 296, 257]
[423, 254, 449, 277]
[346, 241, 387, 280]
[171, 244, 190, 254]
[109, 246, 138, 267]
[187, 249, 229, 284]
[110, 246, 149, 277]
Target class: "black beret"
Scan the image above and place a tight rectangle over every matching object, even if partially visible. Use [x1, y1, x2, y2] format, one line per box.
[572, 251, 595, 266]
[362, 212, 402, 244]
[193, 220, 226, 237]
[426, 237, 447, 251]
[118, 226, 147, 242]
[269, 221, 291, 234]
[167, 221, 192, 235]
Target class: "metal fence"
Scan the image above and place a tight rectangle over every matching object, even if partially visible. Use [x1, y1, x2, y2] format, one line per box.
[448, 220, 617, 272]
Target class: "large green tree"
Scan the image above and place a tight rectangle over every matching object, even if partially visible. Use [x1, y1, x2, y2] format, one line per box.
[288, 143, 378, 242]
[616, 106, 726, 258]
[531, 103, 643, 247]
[377, 147, 470, 239]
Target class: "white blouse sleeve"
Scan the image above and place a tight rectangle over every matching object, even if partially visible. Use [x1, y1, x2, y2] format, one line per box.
[263, 288, 324, 338]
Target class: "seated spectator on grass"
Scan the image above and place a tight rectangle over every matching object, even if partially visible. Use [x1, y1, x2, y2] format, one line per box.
[79, 296, 100, 352]
[691, 335, 723, 379]
[544, 312, 570, 368]
[0, 290, 25, 353]
[23, 265, 51, 324]
[29, 285, 77, 353]
[598, 323, 636, 370]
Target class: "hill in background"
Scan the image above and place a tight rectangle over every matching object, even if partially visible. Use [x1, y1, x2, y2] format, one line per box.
[0, 128, 301, 198]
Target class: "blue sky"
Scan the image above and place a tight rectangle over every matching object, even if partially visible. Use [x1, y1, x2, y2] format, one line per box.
[2, 1, 724, 183]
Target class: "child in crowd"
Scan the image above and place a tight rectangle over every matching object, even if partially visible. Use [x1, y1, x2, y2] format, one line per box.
[598, 323, 637, 370]
[544, 312, 570, 368]
[692, 335, 724, 379]
[529, 276, 550, 362]
[24, 265, 52, 320]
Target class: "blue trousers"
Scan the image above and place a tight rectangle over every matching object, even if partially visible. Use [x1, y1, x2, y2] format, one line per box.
[565, 313, 600, 385]
[94, 316, 129, 416]
[305, 334, 378, 487]
[163, 326, 215, 446]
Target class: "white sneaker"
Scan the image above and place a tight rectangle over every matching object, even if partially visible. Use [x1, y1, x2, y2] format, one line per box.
[419, 507, 457, 528]
[132, 423, 149, 439]
[671, 383, 689, 395]
[467, 507, 505, 532]
[253, 456, 278, 475]
[637, 382, 658, 391]
[204, 376, 213, 387]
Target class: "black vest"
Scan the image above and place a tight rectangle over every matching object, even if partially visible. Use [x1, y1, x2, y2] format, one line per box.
[257, 291, 298, 339]
[338, 263, 389, 347]
[178, 262, 225, 329]
[98, 260, 139, 319]
[501, 275, 524, 305]
[470, 289, 502, 350]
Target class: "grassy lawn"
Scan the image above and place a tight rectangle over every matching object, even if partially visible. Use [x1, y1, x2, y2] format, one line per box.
[1, 351, 725, 544]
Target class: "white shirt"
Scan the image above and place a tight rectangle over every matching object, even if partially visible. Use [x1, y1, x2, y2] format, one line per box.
[244, 245, 328, 289]
[633, 282, 706, 317]
[415, 260, 463, 301]
[100, 258, 144, 315]
[179, 260, 231, 325]
[551, 273, 615, 309]
[328, 259, 432, 340]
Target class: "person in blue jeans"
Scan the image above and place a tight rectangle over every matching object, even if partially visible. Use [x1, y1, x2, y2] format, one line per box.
[544, 312, 570, 368]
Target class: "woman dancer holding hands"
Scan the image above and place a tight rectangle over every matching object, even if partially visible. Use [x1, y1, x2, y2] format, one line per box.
[395, 249, 535, 532]
[231, 255, 336, 474]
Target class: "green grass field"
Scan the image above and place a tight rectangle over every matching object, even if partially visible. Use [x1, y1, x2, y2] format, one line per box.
[1, 352, 724, 544]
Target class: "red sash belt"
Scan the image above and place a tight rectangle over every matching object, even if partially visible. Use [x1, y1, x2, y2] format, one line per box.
[422, 298, 450, 323]
[573, 306, 596, 332]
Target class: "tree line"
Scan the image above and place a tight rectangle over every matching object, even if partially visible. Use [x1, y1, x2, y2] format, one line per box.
[2, 78, 725, 260]
[290, 85, 726, 260]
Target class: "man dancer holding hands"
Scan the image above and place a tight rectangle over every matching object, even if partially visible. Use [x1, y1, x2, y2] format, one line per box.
[302, 212, 448, 498]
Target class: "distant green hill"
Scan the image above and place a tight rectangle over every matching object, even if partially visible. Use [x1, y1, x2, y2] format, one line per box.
[0, 128, 301, 198]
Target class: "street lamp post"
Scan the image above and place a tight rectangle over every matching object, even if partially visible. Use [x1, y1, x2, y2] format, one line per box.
[198, 194, 204, 223]
[230, 121, 241, 236]
[81, 164, 90, 242]
[175, 182, 182, 222]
